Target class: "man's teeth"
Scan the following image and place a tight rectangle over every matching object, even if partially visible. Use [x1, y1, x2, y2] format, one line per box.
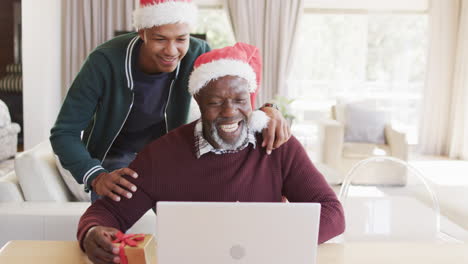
[219, 122, 239, 133]
[162, 58, 176, 62]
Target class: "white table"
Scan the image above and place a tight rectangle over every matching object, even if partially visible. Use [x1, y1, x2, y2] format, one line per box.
[318, 242, 468, 263]
[1, 240, 467, 264]
[340, 188, 468, 242]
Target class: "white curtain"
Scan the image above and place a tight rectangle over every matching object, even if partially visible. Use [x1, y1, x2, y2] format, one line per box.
[62, 0, 136, 96]
[225, 0, 304, 106]
[418, 0, 460, 156]
[448, 1, 468, 159]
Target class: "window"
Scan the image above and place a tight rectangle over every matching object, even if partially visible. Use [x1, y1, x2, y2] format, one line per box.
[288, 12, 428, 144]
[192, 8, 235, 49]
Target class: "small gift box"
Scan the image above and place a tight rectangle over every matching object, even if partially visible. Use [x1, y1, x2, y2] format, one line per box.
[112, 232, 156, 264]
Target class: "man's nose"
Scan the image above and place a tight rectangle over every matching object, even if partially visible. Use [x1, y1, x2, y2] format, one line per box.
[164, 42, 178, 56]
[221, 101, 238, 117]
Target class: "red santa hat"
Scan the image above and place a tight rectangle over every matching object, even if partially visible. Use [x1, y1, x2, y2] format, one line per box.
[190, 43, 268, 131]
[189, 43, 261, 104]
[133, 0, 198, 30]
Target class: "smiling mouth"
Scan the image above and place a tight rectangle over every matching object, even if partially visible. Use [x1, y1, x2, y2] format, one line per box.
[218, 120, 242, 133]
[159, 57, 178, 65]
[162, 57, 176, 61]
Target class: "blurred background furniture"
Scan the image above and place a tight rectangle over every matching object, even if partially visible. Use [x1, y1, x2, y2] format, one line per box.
[322, 101, 408, 184]
[0, 141, 155, 248]
[0, 99, 20, 162]
[0, 64, 22, 145]
[0, 1, 23, 144]
[337, 157, 466, 243]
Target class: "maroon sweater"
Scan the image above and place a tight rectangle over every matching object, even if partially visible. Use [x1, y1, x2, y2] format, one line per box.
[78, 122, 345, 245]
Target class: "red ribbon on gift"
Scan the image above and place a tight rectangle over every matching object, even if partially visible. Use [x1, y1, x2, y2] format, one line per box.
[112, 231, 145, 264]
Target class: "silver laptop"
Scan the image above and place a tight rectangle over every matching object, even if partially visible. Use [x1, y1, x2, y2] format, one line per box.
[156, 202, 321, 264]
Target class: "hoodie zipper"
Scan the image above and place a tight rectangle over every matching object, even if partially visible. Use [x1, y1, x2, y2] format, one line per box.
[163, 63, 180, 133]
[101, 94, 135, 163]
[100, 36, 139, 163]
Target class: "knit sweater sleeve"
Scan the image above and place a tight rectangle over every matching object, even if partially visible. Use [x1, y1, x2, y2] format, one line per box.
[280, 136, 345, 244]
[76, 143, 157, 250]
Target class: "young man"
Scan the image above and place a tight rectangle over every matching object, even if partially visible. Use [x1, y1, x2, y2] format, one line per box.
[50, 0, 290, 202]
[78, 43, 345, 264]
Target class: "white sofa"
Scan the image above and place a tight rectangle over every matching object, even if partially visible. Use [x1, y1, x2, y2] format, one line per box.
[0, 141, 156, 248]
[0, 141, 88, 202]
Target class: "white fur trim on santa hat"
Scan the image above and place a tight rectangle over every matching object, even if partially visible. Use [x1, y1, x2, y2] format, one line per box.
[188, 59, 257, 95]
[133, 1, 198, 30]
[248, 110, 270, 133]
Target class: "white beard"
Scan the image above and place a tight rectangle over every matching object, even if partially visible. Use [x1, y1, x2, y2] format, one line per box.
[210, 121, 249, 150]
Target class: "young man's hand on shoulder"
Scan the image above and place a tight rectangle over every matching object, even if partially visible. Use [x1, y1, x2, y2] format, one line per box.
[260, 106, 291, 154]
[92, 168, 139, 201]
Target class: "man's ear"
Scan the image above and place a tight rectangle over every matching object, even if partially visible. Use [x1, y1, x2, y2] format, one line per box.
[138, 29, 145, 41]
[193, 94, 201, 105]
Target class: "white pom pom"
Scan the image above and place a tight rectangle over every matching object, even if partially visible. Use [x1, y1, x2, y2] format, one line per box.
[248, 110, 270, 133]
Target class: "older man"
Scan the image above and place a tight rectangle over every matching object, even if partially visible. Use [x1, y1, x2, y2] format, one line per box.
[78, 43, 345, 264]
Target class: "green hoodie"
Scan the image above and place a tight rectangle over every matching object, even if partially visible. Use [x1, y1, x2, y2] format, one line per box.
[50, 32, 210, 191]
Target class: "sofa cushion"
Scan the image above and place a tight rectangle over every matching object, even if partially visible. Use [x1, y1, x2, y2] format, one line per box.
[55, 156, 90, 202]
[15, 141, 74, 201]
[342, 142, 390, 159]
[0, 171, 24, 202]
[0, 99, 11, 127]
[0, 123, 20, 161]
[344, 103, 388, 144]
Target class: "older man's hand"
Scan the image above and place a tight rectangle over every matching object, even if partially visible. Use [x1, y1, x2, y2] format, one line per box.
[83, 226, 121, 264]
[260, 106, 291, 154]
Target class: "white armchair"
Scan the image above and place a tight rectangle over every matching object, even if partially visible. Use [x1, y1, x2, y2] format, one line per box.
[0, 99, 20, 161]
[322, 103, 408, 184]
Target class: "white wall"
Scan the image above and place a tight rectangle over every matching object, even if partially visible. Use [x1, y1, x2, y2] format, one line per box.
[22, 0, 63, 149]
